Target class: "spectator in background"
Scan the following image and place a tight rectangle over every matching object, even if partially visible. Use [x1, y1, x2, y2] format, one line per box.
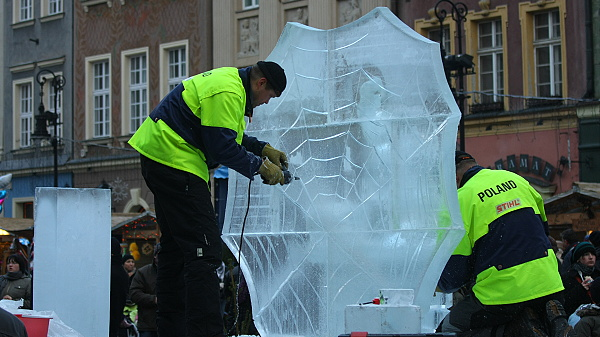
[110, 237, 129, 337]
[575, 278, 600, 336]
[123, 254, 137, 279]
[122, 253, 137, 306]
[561, 229, 582, 276]
[562, 242, 600, 324]
[588, 231, 600, 270]
[130, 243, 160, 337]
[0, 254, 32, 309]
[120, 251, 138, 334]
[549, 235, 562, 269]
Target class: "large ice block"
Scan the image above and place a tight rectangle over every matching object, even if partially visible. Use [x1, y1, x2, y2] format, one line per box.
[33, 188, 111, 337]
[222, 7, 464, 336]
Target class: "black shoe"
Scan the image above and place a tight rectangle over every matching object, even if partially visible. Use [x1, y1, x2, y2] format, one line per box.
[546, 300, 577, 337]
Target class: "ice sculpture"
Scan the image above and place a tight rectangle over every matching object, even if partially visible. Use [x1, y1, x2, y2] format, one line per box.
[222, 7, 465, 336]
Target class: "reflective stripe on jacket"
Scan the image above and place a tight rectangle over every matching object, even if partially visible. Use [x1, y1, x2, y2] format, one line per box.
[440, 168, 563, 305]
[128, 67, 262, 182]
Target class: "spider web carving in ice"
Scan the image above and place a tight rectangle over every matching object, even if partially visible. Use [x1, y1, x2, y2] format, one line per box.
[222, 7, 465, 337]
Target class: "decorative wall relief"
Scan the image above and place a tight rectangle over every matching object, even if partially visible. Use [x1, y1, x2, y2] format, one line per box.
[238, 16, 259, 57]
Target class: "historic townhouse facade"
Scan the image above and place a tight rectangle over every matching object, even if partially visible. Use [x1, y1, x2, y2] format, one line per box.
[1, 0, 598, 235]
[1, 0, 75, 218]
[212, 0, 391, 68]
[71, 0, 212, 214]
[405, 0, 598, 196]
[403, 0, 600, 234]
[213, 0, 598, 196]
[0, 0, 212, 222]
[211, 0, 599, 236]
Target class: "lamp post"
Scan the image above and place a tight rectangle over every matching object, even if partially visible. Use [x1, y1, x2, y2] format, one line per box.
[434, 0, 472, 152]
[32, 69, 65, 187]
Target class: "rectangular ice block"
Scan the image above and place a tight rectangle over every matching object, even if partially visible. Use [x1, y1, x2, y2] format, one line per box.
[345, 303, 422, 334]
[33, 187, 111, 337]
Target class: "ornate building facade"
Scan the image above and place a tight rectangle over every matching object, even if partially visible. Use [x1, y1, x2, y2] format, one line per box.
[1, 0, 598, 237]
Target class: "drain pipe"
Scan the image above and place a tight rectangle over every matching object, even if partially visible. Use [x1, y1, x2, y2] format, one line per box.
[585, 0, 595, 98]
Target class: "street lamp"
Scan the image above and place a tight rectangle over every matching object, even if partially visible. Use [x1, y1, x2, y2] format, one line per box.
[32, 69, 65, 187]
[434, 0, 473, 152]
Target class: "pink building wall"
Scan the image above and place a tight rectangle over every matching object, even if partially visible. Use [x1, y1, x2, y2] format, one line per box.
[464, 127, 579, 194]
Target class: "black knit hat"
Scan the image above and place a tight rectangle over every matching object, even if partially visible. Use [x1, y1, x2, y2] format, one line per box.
[122, 254, 135, 264]
[455, 151, 475, 166]
[572, 241, 596, 263]
[257, 61, 286, 96]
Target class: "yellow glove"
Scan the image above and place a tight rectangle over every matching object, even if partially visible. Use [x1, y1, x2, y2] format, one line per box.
[258, 157, 285, 185]
[262, 144, 288, 170]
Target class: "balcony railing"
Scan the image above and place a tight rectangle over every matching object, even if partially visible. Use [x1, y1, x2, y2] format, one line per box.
[526, 97, 564, 109]
[469, 101, 504, 114]
[465, 91, 569, 115]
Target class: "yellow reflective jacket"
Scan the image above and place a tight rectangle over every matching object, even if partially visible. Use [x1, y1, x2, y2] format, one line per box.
[129, 67, 263, 183]
[438, 167, 563, 305]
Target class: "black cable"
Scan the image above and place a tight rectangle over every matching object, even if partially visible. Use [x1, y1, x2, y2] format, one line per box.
[227, 178, 252, 336]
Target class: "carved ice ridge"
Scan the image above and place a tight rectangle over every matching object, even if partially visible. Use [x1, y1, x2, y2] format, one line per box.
[223, 7, 465, 337]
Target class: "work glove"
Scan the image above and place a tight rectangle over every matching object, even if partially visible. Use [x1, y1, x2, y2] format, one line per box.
[262, 144, 288, 170]
[258, 157, 285, 185]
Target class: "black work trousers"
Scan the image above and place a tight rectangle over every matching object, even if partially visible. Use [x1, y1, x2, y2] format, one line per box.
[441, 290, 563, 333]
[140, 155, 224, 337]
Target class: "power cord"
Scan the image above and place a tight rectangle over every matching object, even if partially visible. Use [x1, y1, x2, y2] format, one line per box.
[226, 171, 296, 335]
[227, 178, 252, 336]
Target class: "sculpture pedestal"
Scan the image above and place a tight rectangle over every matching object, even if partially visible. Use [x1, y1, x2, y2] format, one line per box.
[344, 289, 421, 334]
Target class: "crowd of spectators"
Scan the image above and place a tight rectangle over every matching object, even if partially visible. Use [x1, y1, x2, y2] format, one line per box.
[557, 230, 600, 337]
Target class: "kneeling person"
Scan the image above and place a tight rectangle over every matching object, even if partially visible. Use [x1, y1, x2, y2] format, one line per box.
[437, 151, 568, 335]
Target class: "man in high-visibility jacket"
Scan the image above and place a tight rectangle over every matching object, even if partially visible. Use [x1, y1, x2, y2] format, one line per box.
[129, 61, 288, 337]
[437, 151, 573, 336]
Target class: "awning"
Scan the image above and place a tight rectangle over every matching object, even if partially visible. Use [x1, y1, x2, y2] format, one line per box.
[111, 211, 156, 230]
[0, 217, 34, 232]
[544, 182, 600, 231]
[0, 211, 156, 235]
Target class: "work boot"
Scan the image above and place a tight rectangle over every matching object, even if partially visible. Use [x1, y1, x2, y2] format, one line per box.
[546, 300, 577, 337]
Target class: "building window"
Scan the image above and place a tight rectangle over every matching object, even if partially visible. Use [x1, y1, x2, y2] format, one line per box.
[159, 41, 188, 97]
[22, 202, 33, 218]
[478, 20, 504, 103]
[48, 0, 62, 15]
[168, 48, 187, 91]
[18, 82, 33, 148]
[128, 54, 148, 133]
[40, 0, 63, 20]
[93, 61, 111, 138]
[121, 48, 149, 135]
[243, 0, 259, 10]
[534, 10, 561, 97]
[428, 27, 451, 55]
[13, 198, 34, 219]
[19, 0, 33, 21]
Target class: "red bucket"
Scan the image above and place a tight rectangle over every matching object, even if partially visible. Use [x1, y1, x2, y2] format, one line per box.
[17, 315, 52, 337]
